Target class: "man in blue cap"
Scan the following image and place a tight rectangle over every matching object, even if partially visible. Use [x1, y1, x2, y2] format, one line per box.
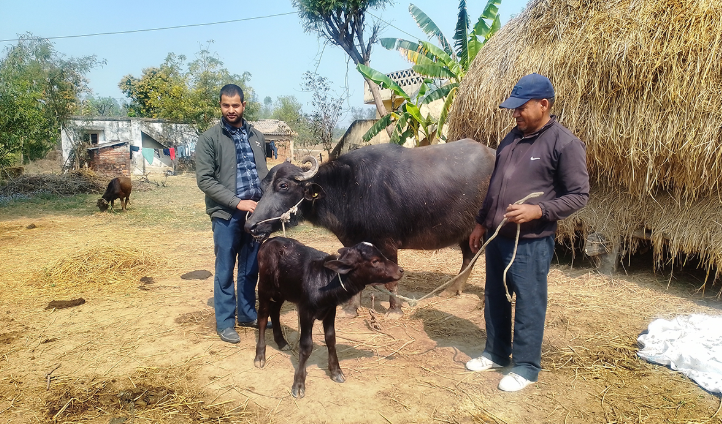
[465, 73, 589, 391]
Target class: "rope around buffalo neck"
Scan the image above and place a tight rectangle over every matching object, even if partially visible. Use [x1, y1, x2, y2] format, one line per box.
[247, 197, 305, 237]
[370, 191, 544, 306]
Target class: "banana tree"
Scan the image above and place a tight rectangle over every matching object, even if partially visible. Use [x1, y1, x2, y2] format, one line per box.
[356, 64, 438, 147]
[380, 0, 501, 140]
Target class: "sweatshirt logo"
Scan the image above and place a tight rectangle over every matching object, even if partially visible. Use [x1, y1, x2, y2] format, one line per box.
[530, 157, 540, 161]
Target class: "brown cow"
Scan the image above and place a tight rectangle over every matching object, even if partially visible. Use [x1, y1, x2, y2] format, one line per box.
[97, 177, 132, 212]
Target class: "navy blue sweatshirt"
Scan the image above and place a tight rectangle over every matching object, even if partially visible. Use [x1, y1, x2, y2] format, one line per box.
[476, 116, 589, 239]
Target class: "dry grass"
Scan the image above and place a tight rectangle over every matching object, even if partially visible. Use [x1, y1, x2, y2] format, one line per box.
[32, 245, 161, 292]
[557, 184, 722, 283]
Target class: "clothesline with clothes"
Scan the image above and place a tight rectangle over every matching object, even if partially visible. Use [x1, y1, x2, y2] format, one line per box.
[130, 142, 197, 165]
[130, 146, 176, 165]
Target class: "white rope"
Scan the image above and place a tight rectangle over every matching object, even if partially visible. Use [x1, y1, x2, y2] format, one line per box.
[337, 273, 348, 292]
[248, 197, 305, 237]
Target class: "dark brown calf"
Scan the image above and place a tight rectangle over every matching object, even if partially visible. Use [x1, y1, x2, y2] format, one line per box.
[97, 177, 132, 212]
[254, 237, 403, 398]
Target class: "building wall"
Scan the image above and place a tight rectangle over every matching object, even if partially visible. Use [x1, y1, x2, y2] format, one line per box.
[61, 117, 198, 175]
[89, 144, 130, 176]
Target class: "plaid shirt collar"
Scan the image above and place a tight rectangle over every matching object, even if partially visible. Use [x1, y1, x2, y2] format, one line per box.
[221, 117, 248, 135]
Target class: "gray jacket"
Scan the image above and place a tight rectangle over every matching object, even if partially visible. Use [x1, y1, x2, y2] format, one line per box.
[196, 120, 269, 220]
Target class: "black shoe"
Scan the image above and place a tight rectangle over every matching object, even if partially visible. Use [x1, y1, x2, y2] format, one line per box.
[217, 327, 240, 343]
[237, 319, 273, 329]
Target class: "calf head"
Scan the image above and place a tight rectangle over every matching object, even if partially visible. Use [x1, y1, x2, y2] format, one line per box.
[96, 198, 110, 212]
[245, 156, 324, 241]
[323, 242, 404, 287]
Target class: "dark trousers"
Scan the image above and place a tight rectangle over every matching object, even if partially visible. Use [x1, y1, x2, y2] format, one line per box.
[212, 210, 261, 330]
[482, 235, 554, 381]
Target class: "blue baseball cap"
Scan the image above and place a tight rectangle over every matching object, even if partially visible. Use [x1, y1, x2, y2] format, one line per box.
[499, 73, 555, 109]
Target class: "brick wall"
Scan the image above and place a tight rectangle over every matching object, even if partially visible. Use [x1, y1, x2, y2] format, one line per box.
[89, 145, 130, 176]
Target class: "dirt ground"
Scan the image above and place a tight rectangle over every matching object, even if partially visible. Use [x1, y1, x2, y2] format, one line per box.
[1, 173, 722, 424]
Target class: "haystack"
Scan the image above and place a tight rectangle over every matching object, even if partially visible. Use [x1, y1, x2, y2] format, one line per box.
[447, 0, 722, 280]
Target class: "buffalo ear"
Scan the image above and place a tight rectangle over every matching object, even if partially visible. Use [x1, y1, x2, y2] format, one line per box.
[303, 183, 326, 201]
[324, 259, 353, 275]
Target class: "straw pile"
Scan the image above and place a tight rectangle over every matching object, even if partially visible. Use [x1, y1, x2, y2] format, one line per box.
[447, 0, 722, 278]
[449, 0, 722, 199]
[0, 169, 107, 197]
[34, 246, 160, 291]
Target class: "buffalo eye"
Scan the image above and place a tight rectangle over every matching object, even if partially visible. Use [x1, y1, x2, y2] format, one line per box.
[278, 182, 288, 190]
[371, 258, 380, 265]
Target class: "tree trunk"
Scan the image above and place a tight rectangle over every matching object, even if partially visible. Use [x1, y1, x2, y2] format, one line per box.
[365, 77, 394, 138]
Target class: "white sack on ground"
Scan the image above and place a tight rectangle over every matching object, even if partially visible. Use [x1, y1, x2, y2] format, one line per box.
[637, 314, 722, 394]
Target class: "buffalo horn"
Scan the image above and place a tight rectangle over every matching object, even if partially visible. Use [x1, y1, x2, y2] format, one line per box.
[294, 156, 319, 181]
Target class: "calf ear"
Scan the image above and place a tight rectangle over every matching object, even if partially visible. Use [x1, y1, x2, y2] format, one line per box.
[303, 183, 326, 201]
[324, 259, 354, 275]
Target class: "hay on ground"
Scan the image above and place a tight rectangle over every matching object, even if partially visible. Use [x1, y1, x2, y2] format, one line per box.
[34, 246, 161, 291]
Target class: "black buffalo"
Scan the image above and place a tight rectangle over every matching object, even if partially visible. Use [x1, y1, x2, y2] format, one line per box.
[245, 139, 496, 316]
[254, 237, 403, 398]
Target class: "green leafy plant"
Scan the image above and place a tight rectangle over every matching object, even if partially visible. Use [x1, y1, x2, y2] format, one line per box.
[377, 0, 501, 141]
[356, 64, 438, 146]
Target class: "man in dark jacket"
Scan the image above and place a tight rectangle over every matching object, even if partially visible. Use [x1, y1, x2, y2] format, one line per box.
[465, 73, 589, 391]
[196, 84, 269, 344]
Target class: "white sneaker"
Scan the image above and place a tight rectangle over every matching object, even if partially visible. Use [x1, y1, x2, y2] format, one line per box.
[498, 373, 533, 392]
[465, 356, 504, 372]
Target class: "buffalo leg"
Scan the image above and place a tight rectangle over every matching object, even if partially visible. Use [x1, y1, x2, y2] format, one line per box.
[384, 248, 404, 318]
[340, 292, 361, 318]
[254, 297, 272, 368]
[292, 311, 315, 398]
[322, 308, 344, 383]
[445, 240, 474, 295]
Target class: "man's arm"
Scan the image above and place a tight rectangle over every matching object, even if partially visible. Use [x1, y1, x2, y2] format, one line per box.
[538, 140, 589, 221]
[195, 132, 241, 210]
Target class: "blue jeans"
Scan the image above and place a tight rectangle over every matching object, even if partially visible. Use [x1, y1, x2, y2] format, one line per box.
[212, 210, 260, 330]
[481, 235, 554, 382]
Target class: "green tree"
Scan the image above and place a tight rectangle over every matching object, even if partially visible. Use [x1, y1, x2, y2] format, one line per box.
[350, 106, 376, 120]
[294, 0, 394, 136]
[119, 45, 260, 133]
[0, 33, 101, 167]
[78, 95, 127, 117]
[260, 96, 274, 118]
[379, 0, 501, 140]
[271, 96, 305, 128]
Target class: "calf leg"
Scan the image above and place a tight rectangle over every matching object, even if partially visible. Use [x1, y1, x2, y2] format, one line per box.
[269, 300, 289, 351]
[322, 309, 344, 383]
[292, 311, 315, 398]
[254, 297, 272, 368]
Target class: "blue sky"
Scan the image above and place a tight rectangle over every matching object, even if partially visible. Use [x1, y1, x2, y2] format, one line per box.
[1, 1, 528, 124]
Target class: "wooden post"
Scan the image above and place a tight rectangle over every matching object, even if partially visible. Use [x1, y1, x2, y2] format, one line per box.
[584, 232, 620, 275]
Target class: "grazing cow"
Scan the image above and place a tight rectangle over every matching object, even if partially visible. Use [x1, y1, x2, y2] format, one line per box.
[254, 237, 404, 398]
[245, 139, 496, 316]
[97, 177, 132, 212]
